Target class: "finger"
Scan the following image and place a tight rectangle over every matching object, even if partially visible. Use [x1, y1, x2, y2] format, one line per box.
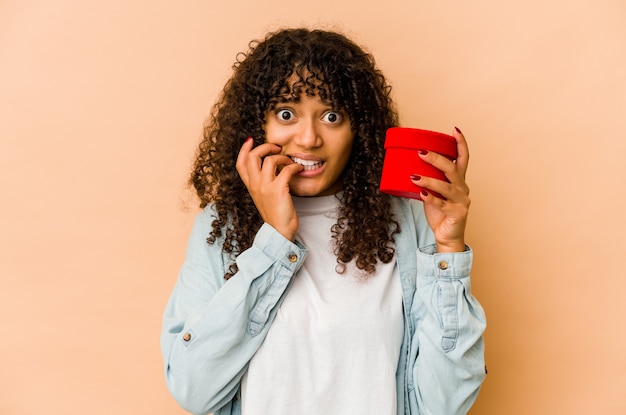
[418, 188, 446, 209]
[453, 126, 470, 177]
[246, 142, 283, 173]
[420, 185, 471, 223]
[410, 173, 469, 202]
[249, 142, 283, 159]
[244, 142, 283, 185]
[418, 149, 458, 178]
[235, 137, 255, 183]
[276, 160, 304, 184]
[258, 154, 298, 182]
[410, 174, 452, 200]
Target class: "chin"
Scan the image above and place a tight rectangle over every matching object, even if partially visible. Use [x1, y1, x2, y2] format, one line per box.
[290, 188, 320, 197]
[289, 183, 326, 197]
[289, 178, 341, 197]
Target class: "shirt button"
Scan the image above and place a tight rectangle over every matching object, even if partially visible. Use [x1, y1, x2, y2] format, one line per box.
[438, 261, 449, 270]
[182, 333, 192, 342]
[288, 253, 298, 263]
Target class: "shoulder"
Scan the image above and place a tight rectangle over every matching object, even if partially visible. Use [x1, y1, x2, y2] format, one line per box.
[198, 204, 219, 223]
[390, 196, 425, 223]
[184, 204, 223, 261]
[187, 205, 217, 238]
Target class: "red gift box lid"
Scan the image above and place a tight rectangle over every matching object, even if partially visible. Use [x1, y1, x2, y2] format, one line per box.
[384, 127, 457, 158]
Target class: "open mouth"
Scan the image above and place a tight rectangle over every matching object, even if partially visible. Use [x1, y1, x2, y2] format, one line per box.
[289, 156, 324, 171]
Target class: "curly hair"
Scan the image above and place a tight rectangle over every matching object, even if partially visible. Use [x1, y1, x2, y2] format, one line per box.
[190, 28, 400, 279]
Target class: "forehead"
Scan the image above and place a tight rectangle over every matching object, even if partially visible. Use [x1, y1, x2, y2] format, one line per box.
[271, 68, 333, 106]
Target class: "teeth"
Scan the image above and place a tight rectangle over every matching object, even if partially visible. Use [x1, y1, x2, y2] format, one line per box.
[290, 156, 323, 171]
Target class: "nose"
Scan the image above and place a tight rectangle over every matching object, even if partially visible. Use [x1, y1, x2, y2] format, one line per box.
[293, 118, 321, 148]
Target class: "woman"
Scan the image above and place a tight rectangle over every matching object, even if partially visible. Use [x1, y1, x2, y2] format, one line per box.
[161, 28, 486, 415]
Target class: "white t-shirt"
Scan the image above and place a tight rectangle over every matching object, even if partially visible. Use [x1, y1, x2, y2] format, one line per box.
[241, 195, 404, 415]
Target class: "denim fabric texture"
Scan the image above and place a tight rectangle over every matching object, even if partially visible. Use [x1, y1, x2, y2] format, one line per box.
[161, 197, 486, 415]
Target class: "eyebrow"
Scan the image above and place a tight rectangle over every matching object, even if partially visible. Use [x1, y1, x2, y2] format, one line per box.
[274, 97, 338, 110]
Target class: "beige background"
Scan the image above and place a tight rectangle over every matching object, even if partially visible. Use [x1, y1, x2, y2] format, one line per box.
[1, 0, 625, 414]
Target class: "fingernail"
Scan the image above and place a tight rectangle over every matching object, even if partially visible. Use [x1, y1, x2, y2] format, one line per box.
[421, 189, 429, 197]
[418, 149, 428, 156]
[246, 136, 253, 142]
[410, 174, 421, 181]
[454, 126, 463, 135]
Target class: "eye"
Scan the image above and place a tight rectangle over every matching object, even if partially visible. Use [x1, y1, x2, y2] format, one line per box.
[276, 109, 294, 121]
[322, 111, 342, 124]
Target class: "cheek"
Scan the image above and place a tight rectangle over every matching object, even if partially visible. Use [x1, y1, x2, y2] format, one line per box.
[337, 137, 355, 164]
[264, 128, 290, 145]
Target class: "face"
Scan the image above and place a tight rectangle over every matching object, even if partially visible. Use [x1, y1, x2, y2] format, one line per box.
[264, 94, 354, 197]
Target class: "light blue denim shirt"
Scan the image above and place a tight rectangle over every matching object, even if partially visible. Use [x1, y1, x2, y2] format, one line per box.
[161, 197, 486, 415]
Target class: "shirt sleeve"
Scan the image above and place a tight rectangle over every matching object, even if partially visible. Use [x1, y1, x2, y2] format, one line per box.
[411, 244, 487, 414]
[160, 209, 307, 415]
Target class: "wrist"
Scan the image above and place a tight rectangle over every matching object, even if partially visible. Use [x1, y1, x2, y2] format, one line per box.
[436, 241, 466, 253]
[271, 224, 297, 242]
